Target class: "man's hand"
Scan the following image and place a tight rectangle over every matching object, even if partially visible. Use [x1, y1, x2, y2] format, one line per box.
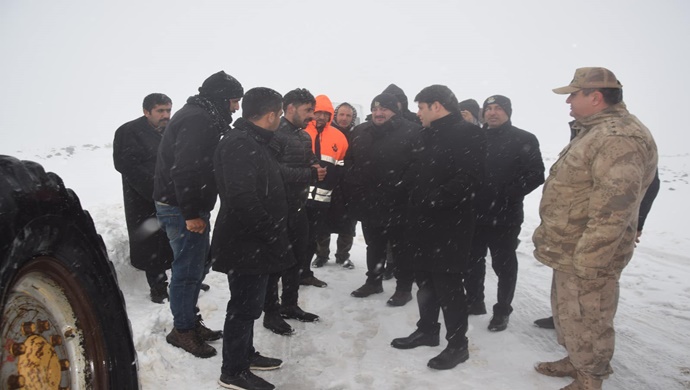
[313, 164, 327, 181]
[186, 218, 207, 234]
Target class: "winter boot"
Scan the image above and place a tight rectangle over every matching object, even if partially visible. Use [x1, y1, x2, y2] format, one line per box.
[263, 311, 294, 336]
[166, 327, 216, 358]
[382, 266, 395, 280]
[351, 282, 383, 298]
[534, 316, 556, 329]
[336, 258, 355, 269]
[561, 371, 603, 390]
[391, 327, 440, 350]
[386, 291, 412, 307]
[299, 275, 328, 288]
[218, 370, 275, 390]
[150, 283, 169, 304]
[195, 314, 223, 341]
[427, 345, 469, 370]
[249, 351, 283, 371]
[279, 305, 319, 322]
[534, 356, 576, 378]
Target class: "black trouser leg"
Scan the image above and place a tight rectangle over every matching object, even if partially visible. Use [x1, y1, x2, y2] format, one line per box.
[466, 226, 489, 306]
[263, 272, 281, 313]
[335, 234, 354, 262]
[361, 222, 387, 285]
[315, 234, 331, 259]
[488, 225, 521, 315]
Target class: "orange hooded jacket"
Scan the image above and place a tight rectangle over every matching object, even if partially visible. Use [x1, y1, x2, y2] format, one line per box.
[305, 95, 349, 206]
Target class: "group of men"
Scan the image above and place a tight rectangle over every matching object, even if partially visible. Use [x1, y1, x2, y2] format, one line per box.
[113, 66, 658, 390]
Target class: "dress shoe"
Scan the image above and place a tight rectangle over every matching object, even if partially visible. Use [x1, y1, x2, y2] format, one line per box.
[488, 314, 510, 332]
[300, 275, 328, 288]
[391, 329, 440, 350]
[263, 311, 294, 336]
[280, 305, 319, 322]
[311, 256, 328, 268]
[386, 291, 412, 307]
[534, 316, 555, 329]
[427, 345, 469, 370]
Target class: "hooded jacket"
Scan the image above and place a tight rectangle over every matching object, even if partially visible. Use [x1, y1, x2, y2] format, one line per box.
[532, 103, 658, 279]
[382, 84, 422, 125]
[305, 95, 349, 208]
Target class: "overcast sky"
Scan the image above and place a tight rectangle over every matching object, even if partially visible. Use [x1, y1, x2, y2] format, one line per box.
[1, 0, 689, 155]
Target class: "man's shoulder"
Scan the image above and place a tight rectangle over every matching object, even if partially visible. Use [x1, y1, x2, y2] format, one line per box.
[116, 116, 148, 134]
[508, 124, 539, 140]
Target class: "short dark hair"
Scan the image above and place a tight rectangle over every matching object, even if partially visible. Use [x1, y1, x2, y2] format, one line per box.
[414, 85, 460, 115]
[282, 88, 315, 111]
[582, 81, 623, 106]
[242, 87, 283, 120]
[142, 93, 172, 112]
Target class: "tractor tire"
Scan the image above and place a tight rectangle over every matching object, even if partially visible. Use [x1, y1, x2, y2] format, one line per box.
[0, 155, 139, 390]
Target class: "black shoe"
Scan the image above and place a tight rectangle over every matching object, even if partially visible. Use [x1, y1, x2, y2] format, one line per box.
[337, 259, 355, 269]
[382, 267, 394, 280]
[249, 351, 283, 371]
[279, 305, 319, 322]
[391, 329, 440, 350]
[534, 316, 555, 329]
[299, 275, 328, 288]
[219, 370, 275, 390]
[386, 291, 412, 307]
[150, 285, 169, 304]
[166, 327, 216, 358]
[311, 256, 329, 268]
[427, 346, 469, 370]
[488, 314, 510, 332]
[200, 283, 210, 292]
[195, 314, 223, 341]
[351, 283, 383, 298]
[467, 301, 487, 315]
[263, 311, 294, 336]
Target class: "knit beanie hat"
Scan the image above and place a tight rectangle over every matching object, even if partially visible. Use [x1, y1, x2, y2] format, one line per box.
[482, 95, 512, 118]
[371, 93, 400, 114]
[198, 71, 244, 100]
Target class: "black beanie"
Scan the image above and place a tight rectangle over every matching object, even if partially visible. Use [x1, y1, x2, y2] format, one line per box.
[198, 71, 244, 100]
[482, 95, 512, 118]
[371, 93, 400, 114]
[458, 99, 481, 122]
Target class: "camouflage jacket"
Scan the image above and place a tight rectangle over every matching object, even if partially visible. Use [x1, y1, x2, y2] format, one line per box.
[532, 103, 658, 279]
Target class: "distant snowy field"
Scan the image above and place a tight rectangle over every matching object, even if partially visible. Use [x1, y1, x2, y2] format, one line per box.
[6, 144, 690, 390]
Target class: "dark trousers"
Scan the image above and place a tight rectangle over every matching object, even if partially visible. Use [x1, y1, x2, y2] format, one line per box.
[360, 222, 413, 291]
[264, 206, 309, 312]
[145, 269, 168, 290]
[315, 233, 354, 262]
[466, 224, 521, 315]
[415, 271, 468, 348]
[306, 206, 329, 274]
[222, 272, 269, 376]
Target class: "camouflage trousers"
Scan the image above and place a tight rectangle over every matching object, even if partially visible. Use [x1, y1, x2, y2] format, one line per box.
[551, 269, 621, 379]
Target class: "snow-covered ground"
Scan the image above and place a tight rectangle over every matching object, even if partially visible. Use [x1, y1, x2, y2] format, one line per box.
[7, 144, 690, 390]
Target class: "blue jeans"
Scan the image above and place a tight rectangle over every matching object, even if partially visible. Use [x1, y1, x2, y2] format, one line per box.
[222, 273, 269, 375]
[155, 202, 210, 330]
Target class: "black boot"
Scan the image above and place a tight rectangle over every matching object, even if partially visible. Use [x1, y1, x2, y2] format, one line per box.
[263, 311, 294, 336]
[386, 291, 412, 307]
[351, 282, 383, 298]
[467, 301, 487, 315]
[427, 345, 469, 370]
[534, 316, 555, 329]
[488, 314, 510, 332]
[195, 314, 223, 341]
[391, 328, 440, 350]
[280, 305, 319, 322]
[150, 282, 169, 304]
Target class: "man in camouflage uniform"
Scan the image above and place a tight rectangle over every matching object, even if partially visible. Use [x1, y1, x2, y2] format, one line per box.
[532, 68, 658, 390]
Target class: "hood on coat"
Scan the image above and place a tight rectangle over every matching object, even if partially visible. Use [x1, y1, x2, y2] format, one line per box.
[382, 84, 409, 111]
[313, 94, 335, 126]
[333, 102, 358, 130]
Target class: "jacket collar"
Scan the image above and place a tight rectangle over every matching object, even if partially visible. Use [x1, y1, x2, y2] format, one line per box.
[234, 117, 275, 144]
[571, 102, 629, 135]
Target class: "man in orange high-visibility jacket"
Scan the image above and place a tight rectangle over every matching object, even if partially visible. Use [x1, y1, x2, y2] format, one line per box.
[301, 94, 349, 287]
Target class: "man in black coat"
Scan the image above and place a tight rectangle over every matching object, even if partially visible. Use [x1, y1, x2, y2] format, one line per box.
[262, 88, 325, 336]
[391, 85, 486, 371]
[465, 95, 545, 332]
[113, 93, 174, 303]
[154, 71, 243, 358]
[212, 87, 291, 390]
[346, 93, 421, 307]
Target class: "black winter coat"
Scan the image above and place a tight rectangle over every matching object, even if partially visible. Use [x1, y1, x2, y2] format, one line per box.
[113, 116, 173, 271]
[326, 123, 357, 235]
[153, 103, 221, 219]
[474, 121, 545, 226]
[401, 113, 486, 273]
[211, 118, 295, 275]
[268, 117, 318, 211]
[345, 115, 422, 227]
